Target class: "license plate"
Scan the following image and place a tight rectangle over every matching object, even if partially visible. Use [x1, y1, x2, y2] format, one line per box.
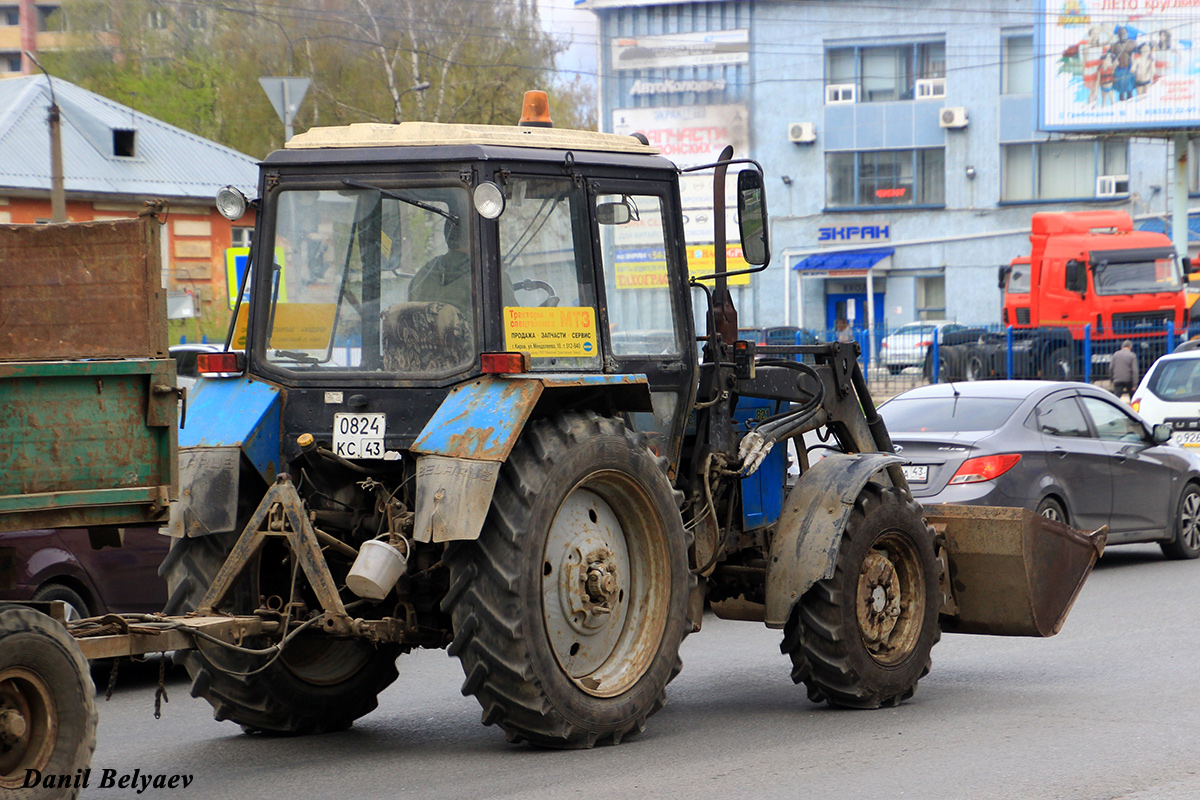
[901, 465, 928, 482]
[333, 413, 386, 459]
[1173, 431, 1200, 447]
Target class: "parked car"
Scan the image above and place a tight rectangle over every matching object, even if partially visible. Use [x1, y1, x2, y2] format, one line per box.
[1131, 348, 1200, 447]
[878, 380, 1200, 559]
[0, 527, 169, 620]
[880, 321, 965, 374]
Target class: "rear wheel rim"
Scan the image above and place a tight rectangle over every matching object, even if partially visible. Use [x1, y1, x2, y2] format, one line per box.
[542, 475, 670, 698]
[1040, 504, 1063, 523]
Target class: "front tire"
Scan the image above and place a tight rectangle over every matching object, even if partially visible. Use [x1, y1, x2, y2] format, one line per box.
[442, 412, 693, 748]
[782, 484, 941, 708]
[160, 530, 401, 734]
[1162, 483, 1200, 560]
[0, 607, 96, 799]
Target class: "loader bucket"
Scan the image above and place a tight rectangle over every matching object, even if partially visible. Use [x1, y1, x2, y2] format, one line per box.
[924, 503, 1106, 638]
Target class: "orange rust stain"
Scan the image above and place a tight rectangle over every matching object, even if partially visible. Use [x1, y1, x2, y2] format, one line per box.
[445, 426, 499, 457]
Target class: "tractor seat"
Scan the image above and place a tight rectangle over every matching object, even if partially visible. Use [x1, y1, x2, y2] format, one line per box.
[381, 302, 472, 373]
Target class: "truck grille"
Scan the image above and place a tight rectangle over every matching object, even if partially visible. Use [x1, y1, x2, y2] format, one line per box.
[1112, 311, 1172, 332]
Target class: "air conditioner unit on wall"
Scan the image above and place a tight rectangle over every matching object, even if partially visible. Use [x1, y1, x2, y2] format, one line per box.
[916, 78, 946, 100]
[940, 107, 968, 129]
[1096, 174, 1131, 197]
[788, 122, 816, 144]
[825, 83, 857, 104]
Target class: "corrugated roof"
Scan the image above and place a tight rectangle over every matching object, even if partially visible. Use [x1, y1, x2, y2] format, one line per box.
[0, 75, 258, 202]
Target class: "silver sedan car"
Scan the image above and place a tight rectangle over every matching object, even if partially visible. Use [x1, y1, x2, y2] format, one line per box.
[878, 380, 1200, 559]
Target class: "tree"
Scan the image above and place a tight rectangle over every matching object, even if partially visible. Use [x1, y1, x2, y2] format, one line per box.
[46, 0, 594, 159]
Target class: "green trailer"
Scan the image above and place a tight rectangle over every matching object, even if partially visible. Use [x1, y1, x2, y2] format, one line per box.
[0, 213, 178, 534]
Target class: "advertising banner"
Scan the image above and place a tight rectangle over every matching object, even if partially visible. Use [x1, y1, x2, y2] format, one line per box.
[611, 104, 748, 170]
[611, 29, 749, 71]
[1039, 0, 1200, 131]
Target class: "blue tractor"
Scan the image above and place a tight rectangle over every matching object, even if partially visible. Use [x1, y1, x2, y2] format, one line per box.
[146, 94, 1105, 749]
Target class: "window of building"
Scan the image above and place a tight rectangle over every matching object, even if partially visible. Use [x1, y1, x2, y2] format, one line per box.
[1002, 140, 1127, 201]
[36, 4, 62, 32]
[231, 226, 253, 248]
[1002, 32, 1034, 94]
[2, 7, 18, 26]
[916, 275, 946, 320]
[825, 42, 945, 103]
[827, 149, 945, 208]
[147, 8, 167, 29]
[1, 52, 19, 73]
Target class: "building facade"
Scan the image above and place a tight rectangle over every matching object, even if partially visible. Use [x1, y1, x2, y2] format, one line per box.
[0, 75, 258, 327]
[583, 0, 1188, 333]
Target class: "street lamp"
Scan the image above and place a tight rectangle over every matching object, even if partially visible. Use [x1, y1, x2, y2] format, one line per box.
[394, 80, 431, 124]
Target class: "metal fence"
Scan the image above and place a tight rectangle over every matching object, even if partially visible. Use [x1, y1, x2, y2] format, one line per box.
[741, 322, 1190, 398]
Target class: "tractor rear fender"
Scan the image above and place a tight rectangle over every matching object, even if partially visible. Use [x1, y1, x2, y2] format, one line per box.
[168, 377, 281, 537]
[763, 453, 904, 629]
[410, 374, 653, 543]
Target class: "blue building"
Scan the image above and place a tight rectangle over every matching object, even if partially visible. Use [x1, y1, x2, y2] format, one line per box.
[581, 0, 1190, 335]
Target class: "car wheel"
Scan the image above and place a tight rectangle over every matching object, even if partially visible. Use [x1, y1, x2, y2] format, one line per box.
[1162, 483, 1200, 560]
[887, 364, 903, 375]
[31, 584, 91, 622]
[1035, 497, 1068, 526]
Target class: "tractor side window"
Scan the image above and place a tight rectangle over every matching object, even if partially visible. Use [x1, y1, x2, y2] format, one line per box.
[594, 194, 681, 356]
[498, 176, 600, 370]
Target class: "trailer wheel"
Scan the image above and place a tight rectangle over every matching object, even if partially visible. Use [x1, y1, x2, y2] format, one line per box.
[783, 484, 941, 708]
[442, 412, 693, 748]
[160, 532, 401, 734]
[964, 352, 985, 381]
[1162, 483, 1200, 560]
[0, 606, 96, 799]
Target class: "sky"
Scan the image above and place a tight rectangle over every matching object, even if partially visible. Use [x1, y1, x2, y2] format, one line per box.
[536, 0, 599, 84]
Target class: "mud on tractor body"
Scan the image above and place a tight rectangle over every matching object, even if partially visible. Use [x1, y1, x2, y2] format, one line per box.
[0, 98, 1104, 797]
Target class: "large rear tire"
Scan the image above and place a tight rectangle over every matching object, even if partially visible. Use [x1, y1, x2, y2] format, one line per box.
[160, 530, 401, 734]
[0, 607, 96, 799]
[782, 484, 941, 708]
[442, 412, 693, 748]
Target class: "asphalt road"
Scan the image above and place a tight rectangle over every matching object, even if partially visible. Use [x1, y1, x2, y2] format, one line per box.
[80, 543, 1200, 800]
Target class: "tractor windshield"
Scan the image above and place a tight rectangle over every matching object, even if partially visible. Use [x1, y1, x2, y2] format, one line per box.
[260, 183, 475, 376]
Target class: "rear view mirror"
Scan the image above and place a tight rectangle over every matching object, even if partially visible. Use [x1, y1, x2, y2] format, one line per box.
[1065, 259, 1087, 296]
[1153, 423, 1172, 445]
[1184, 256, 1197, 275]
[737, 169, 769, 266]
[596, 201, 632, 226]
[998, 264, 1011, 290]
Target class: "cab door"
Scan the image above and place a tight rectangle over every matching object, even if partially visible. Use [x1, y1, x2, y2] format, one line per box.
[588, 179, 696, 469]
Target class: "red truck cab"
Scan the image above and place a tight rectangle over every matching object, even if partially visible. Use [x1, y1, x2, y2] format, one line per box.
[1001, 210, 1190, 339]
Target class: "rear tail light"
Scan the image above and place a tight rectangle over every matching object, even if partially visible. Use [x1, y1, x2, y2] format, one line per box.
[196, 351, 243, 376]
[481, 352, 530, 374]
[1130, 397, 1141, 412]
[949, 453, 1022, 485]
[918, 340, 932, 348]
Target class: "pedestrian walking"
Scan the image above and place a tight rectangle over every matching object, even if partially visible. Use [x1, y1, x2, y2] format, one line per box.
[1111, 339, 1138, 400]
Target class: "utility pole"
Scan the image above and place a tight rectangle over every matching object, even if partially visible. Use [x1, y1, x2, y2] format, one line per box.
[25, 51, 65, 223]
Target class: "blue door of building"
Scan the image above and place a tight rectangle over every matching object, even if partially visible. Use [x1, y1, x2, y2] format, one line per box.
[826, 292, 886, 334]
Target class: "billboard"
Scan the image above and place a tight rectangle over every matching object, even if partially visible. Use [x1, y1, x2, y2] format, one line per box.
[611, 29, 749, 71]
[611, 104, 748, 169]
[1038, 0, 1200, 131]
